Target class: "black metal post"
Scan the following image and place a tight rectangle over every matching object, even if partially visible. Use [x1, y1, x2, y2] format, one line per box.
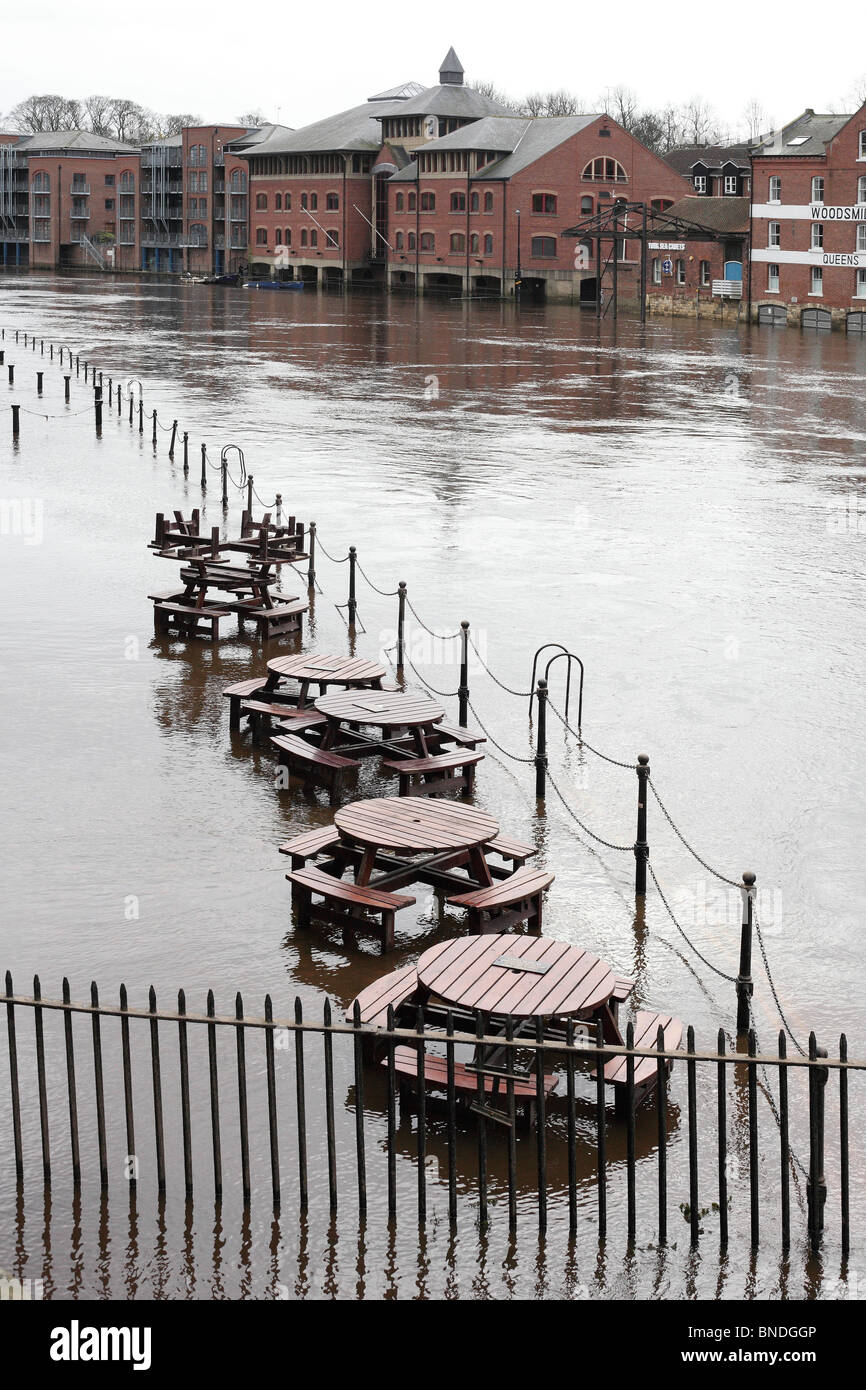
[36, 371, 43, 395]
[347, 546, 357, 628]
[64, 375, 71, 402]
[246, 475, 253, 516]
[94, 388, 103, 435]
[138, 399, 144, 434]
[634, 754, 650, 896]
[8, 364, 13, 384]
[152, 410, 157, 446]
[221, 457, 228, 508]
[201, 444, 207, 489]
[535, 678, 548, 800]
[640, 203, 648, 324]
[11, 403, 20, 439]
[458, 620, 470, 727]
[169, 420, 178, 459]
[307, 521, 316, 589]
[807, 1032, 828, 1251]
[183, 431, 189, 473]
[736, 871, 755, 1034]
[396, 581, 406, 673]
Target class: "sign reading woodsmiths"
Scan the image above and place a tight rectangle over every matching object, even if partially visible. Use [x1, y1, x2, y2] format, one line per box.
[750, 203, 866, 267]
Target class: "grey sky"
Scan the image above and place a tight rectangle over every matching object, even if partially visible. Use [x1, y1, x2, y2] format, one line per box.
[2, 0, 863, 135]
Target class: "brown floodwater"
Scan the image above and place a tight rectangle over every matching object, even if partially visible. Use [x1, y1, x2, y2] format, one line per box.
[0, 271, 865, 1300]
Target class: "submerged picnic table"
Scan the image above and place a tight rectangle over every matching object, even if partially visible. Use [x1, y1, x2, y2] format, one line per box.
[264, 653, 386, 709]
[315, 689, 445, 759]
[334, 796, 499, 891]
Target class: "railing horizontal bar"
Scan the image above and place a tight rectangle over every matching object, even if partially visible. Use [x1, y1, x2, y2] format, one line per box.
[2, 993, 861, 1069]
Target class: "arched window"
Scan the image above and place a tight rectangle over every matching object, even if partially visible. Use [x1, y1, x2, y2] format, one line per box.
[275, 228, 282, 245]
[327, 229, 339, 247]
[326, 192, 339, 210]
[310, 192, 317, 210]
[450, 191, 466, 212]
[275, 193, 282, 211]
[484, 191, 493, 212]
[189, 222, 207, 247]
[284, 228, 291, 245]
[531, 192, 557, 213]
[408, 192, 416, 211]
[300, 228, 307, 246]
[396, 193, 404, 211]
[450, 232, 465, 253]
[301, 193, 308, 209]
[483, 233, 493, 254]
[650, 198, 673, 212]
[581, 157, 627, 182]
[119, 170, 135, 193]
[256, 193, 268, 210]
[469, 233, 479, 254]
[230, 170, 246, 191]
[284, 192, 291, 210]
[32, 171, 50, 191]
[407, 231, 416, 250]
[420, 192, 435, 211]
[580, 195, 593, 213]
[470, 192, 479, 212]
[395, 231, 404, 250]
[420, 232, 434, 252]
[531, 236, 557, 257]
[310, 229, 318, 246]
[255, 227, 267, 245]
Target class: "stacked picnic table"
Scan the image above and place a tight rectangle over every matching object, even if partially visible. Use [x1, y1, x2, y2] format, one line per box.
[148, 507, 309, 641]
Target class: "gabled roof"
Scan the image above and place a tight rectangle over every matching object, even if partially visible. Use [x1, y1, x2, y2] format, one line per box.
[751, 110, 850, 158]
[226, 123, 294, 150]
[368, 80, 425, 102]
[665, 144, 751, 175]
[653, 195, 750, 235]
[382, 83, 518, 120]
[389, 113, 598, 181]
[17, 129, 139, 155]
[239, 98, 413, 156]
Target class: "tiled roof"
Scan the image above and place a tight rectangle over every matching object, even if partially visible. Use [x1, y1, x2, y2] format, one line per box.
[237, 99, 410, 155]
[390, 114, 598, 181]
[387, 83, 518, 120]
[665, 144, 751, 175]
[751, 110, 851, 158]
[653, 195, 750, 235]
[17, 129, 139, 154]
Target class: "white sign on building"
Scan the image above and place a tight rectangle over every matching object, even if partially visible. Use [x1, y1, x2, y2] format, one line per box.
[751, 203, 866, 222]
[648, 241, 686, 250]
[751, 247, 865, 267]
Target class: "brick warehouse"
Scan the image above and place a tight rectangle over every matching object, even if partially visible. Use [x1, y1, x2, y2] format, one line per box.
[749, 106, 866, 331]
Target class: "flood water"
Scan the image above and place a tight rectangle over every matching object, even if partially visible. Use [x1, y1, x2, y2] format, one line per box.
[1, 272, 865, 1300]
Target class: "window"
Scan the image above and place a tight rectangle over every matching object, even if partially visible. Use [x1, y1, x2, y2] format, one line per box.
[450, 192, 466, 211]
[104, 174, 115, 186]
[420, 192, 435, 211]
[811, 176, 824, 202]
[531, 236, 557, 257]
[256, 193, 268, 210]
[105, 199, 114, 210]
[327, 229, 339, 247]
[531, 193, 557, 214]
[860, 130, 866, 159]
[408, 193, 416, 211]
[470, 192, 479, 212]
[230, 170, 246, 191]
[811, 266, 823, 295]
[723, 175, 738, 194]
[326, 193, 338, 210]
[857, 268, 866, 297]
[693, 175, 707, 193]
[120, 171, 134, 192]
[396, 193, 404, 211]
[450, 232, 465, 252]
[395, 231, 404, 250]
[275, 193, 282, 210]
[769, 221, 781, 248]
[859, 176, 866, 204]
[483, 233, 493, 254]
[284, 228, 291, 245]
[857, 224, 866, 252]
[469, 233, 479, 254]
[300, 228, 307, 246]
[700, 260, 711, 286]
[652, 257, 661, 284]
[676, 258, 686, 285]
[275, 229, 282, 245]
[484, 191, 493, 212]
[581, 157, 627, 182]
[32, 171, 50, 191]
[769, 176, 782, 202]
[768, 264, 780, 292]
[284, 193, 291, 210]
[309, 193, 317, 210]
[407, 232, 416, 250]
[811, 222, 824, 249]
[420, 232, 434, 251]
[580, 195, 593, 214]
[301, 193, 308, 209]
[310, 229, 318, 247]
[255, 227, 267, 245]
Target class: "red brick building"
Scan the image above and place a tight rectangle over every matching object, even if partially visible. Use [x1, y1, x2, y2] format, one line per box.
[749, 106, 866, 330]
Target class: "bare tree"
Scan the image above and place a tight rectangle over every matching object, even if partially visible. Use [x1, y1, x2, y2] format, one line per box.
[521, 89, 584, 117]
[8, 93, 81, 132]
[467, 79, 517, 109]
[599, 85, 639, 131]
[678, 96, 727, 146]
[237, 109, 269, 127]
[741, 98, 772, 143]
[159, 112, 202, 136]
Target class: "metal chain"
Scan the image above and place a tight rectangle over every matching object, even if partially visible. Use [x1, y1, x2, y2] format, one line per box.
[315, 534, 349, 563]
[406, 657, 459, 699]
[753, 910, 807, 1057]
[648, 777, 740, 888]
[748, 1005, 809, 1186]
[546, 699, 635, 768]
[405, 596, 461, 641]
[16, 405, 93, 419]
[467, 636, 533, 697]
[546, 769, 635, 851]
[647, 860, 739, 983]
[466, 700, 536, 763]
[355, 558, 399, 597]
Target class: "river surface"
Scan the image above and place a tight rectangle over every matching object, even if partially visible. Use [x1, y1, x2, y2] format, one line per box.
[0, 272, 864, 1300]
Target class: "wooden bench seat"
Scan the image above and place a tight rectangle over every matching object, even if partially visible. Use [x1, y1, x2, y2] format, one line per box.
[286, 866, 415, 952]
[154, 601, 230, 641]
[348, 964, 418, 1028]
[387, 1045, 557, 1125]
[447, 865, 555, 932]
[223, 677, 270, 731]
[608, 974, 635, 1028]
[593, 1010, 683, 1115]
[240, 599, 307, 639]
[484, 834, 536, 872]
[381, 749, 483, 798]
[271, 732, 359, 805]
[429, 722, 487, 750]
[240, 701, 325, 742]
[278, 825, 341, 868]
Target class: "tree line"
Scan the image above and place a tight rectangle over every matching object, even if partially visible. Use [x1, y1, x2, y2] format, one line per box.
[2, 93, 271, 143]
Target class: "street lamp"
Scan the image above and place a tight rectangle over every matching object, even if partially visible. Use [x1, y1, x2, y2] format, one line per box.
[515, 208, 521, 299]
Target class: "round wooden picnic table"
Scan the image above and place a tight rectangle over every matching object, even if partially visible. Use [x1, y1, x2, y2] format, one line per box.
[334, 796, 499, 888]
[415, 933, 617, 1021]
[264, 653, 386, 707]
[315, 688, 444, 757]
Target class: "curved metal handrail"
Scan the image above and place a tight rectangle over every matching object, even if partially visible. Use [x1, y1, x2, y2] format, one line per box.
[528, 644, 570, 718]
[544, 650, 585, 732]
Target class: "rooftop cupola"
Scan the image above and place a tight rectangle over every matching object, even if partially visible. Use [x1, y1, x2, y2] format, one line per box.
[439, 47, 464, 86]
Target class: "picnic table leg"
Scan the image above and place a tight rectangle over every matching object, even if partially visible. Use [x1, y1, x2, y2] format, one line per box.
[356, 846, 378, 887]
[467, 845, 495, 888]
[297, 679, 311, 709]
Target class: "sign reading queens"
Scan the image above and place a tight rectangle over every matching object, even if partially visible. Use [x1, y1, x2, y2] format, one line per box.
[751, 203, 866, 221]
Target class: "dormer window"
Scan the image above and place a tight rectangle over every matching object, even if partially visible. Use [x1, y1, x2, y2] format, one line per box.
[723, 174, 738, 194]
[693, 174, 707, 193]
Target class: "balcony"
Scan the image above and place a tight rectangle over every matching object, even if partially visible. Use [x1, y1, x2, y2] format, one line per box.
[712, 279, 743, 299]
[70, 207, 91, 220]
[70, 183, 91, 196]
[141, 232, 187, 248]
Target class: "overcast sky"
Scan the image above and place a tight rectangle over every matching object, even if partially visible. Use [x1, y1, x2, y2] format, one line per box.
[1, 0, 863, 134]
